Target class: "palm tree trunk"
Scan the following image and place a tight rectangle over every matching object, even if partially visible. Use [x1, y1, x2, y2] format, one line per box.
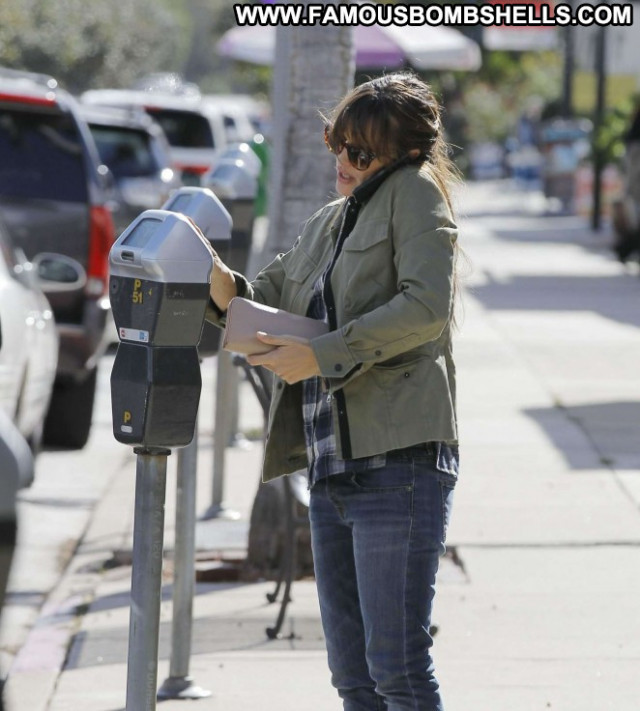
[250, 18, 354, 274]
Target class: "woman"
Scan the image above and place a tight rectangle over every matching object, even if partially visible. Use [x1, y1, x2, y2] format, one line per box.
[207, 71, 460, 711]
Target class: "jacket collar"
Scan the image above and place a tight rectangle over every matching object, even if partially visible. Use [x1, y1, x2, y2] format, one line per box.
[351, 155, 413, 206]
[329, 157, 415, 242]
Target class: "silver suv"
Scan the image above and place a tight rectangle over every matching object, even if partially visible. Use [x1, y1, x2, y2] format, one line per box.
[0, 68, 116, 449]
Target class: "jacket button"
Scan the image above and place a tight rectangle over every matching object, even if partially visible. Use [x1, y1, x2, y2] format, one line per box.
[404, 372, 410, 378]
[375, 350, 382, 356]
[335, 364, 343, 372]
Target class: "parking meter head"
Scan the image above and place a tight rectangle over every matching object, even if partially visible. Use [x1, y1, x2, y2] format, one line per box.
[218, 143, 262, 178]
[162, 187, 233, 358]
[203, 160, 257, 274]
[109, 209, 213, 284]
[204, 159, 258, 201]
[109, 210, 213, 347]
[108, 209, 212, 449]
[162, 187, 232, 244]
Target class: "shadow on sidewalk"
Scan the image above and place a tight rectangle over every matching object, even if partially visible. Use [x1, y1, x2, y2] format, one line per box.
[525, 401, 640, 470]
[74, 580, 243, 617]
[471, 273, 640, 330]
[480, 216, 610, 248]
[64, 587, 325, 671]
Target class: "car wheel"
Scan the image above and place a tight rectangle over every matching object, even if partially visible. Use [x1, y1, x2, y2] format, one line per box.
[43, 367, 98, 450]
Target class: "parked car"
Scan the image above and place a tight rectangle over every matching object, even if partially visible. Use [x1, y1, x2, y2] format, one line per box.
[81, 87, 229, 185]
[131, 73, 265, 143]
[0, 218, 57, 453]
[78, 104, 181, 235]
[202, 94, 262, 144]
[0, 67, 117, 449]
[0, 212, 89, 459]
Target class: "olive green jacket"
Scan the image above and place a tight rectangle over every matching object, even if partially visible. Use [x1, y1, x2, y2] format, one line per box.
[207, 163, 458, 482]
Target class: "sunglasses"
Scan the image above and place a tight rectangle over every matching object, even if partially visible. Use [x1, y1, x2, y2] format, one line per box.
[324, 125, 376, 171]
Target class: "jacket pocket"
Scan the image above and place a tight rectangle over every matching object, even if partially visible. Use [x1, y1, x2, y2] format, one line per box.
[342, 219, 389, 253]
[284, 248, 318, 283]
[281, 248, 320, 314]
[339, 220, 394, 313]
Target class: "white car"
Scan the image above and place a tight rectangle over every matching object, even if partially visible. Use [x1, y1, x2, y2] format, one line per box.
[0, 218, 83, 453]
[201, 94, 266, 144]
[81, 87, 229, 185]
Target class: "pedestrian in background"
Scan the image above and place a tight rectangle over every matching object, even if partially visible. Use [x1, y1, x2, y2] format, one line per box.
[206, 71, 460, 711]
[613, 103, 640, 262]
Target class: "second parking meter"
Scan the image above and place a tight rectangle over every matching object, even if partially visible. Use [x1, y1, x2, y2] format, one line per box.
[163, 186, 232, 251]
[150, 187, 232, 700]
[162, 187, 232, 357]
[109, 209, 213, 449]
[204, 153, 258, 274]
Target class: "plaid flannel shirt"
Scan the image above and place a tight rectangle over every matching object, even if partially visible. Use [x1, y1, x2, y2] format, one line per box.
[302, 276, 386, 486]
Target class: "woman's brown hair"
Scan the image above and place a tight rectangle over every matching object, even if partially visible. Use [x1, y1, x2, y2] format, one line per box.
[323, 71, 460, 214]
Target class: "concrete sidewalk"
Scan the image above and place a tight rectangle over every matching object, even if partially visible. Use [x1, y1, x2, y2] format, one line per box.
[5, 179, 640, 711]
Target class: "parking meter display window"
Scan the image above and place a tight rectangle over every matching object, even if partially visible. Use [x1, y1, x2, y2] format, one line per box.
[121, 217, 162, 248]
[164, 193, 193, 214]
[111, 343, 202, 447]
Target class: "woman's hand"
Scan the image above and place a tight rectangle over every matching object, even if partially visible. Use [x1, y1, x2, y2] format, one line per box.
[247, 333, 321, 384]
[208, 248, 237, 313]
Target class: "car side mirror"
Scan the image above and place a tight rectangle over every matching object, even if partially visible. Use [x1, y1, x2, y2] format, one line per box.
[31, 253, 87, 292]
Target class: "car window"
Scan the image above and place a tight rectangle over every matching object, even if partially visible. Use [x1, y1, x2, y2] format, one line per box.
[222, 114, 242, 143]
[0, 109, 88, 202]
[89, 124, 160, 178]
[144, 108, 214, 149]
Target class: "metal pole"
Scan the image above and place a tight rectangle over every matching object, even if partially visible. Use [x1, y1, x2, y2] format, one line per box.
[201, 350, 240, 520]
[592, 24, 608, 231]
[125, 448, 170, 711]
[561, 24, 574, 119]
[157, 426, 211, 700]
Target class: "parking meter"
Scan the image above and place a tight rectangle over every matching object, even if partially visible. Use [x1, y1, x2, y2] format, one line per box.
[162, 187, 232, 357]
[204, 154, 258, 273]
[109, 209, 213, 449]
[163, 186, 232, 248]
[220, 142, 262, 179]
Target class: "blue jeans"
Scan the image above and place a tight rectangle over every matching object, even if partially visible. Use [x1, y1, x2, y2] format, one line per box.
[309, 444, 457, 711]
